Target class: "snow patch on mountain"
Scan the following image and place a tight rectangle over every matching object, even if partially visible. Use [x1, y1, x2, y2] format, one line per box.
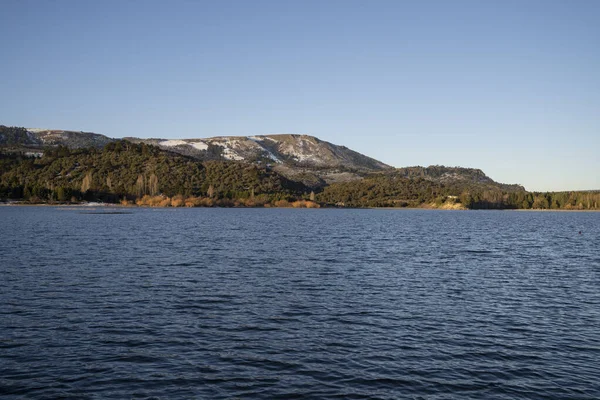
[277, 136, 320, 163]
[16, 128, 390, 172]
[189, 141, 208, 151]
[248, 136, 281, 163]
[160, 140, 188, 147]
[210, 138, 245, 160]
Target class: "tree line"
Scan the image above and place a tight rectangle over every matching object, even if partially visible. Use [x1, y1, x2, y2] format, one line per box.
[316, 171, 600, 210]
[1, 140, 598, 210]
[0, 141, 312, 205]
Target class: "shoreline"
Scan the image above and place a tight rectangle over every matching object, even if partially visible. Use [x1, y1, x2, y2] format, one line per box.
[1, 202, 598, 212]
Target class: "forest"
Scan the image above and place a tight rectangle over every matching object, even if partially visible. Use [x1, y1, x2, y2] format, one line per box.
[0, 141, 313, 207]
[1, 138, 598, 210]
[317, 172, 599, 210]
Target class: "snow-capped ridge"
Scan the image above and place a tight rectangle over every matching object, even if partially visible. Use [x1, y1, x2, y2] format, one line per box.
[5, 126, 392, 186]
[140, 133, 389, 172]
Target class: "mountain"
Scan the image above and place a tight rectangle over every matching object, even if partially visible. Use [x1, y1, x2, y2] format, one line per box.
[0, 126, 388, 172]
[125, 134, 391, 186]
[390, 165, 525, 192]
[2, 125, 598, 210]
[0, 126, 521, 193]
[0, 140, 309, 205]
[317, 166, 527, 208]
[29, 128, 113, 148]
[126, 134, 388, 169]
[0, 125, 523, 193]
[1, 126, 391, 187]
[0, 126, 114, 148]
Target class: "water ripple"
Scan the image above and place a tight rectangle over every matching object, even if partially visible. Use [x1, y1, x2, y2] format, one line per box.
[1, 207, 599, 399]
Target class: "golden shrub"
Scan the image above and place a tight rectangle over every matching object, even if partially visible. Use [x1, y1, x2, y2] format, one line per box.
[171, 195, 185, 207]
[158, 197, 171, 207]
[291, 200, 320, 208]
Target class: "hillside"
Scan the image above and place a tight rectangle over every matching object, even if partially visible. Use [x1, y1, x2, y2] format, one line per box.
[3, 124, 597, 210]
[0, 141, 308, 204]
[126, 134, 391, 186]
[126, 134, 388, 169]
[0, 126, 390, 187]
[315, 165, 527, 208]
[317, 167, 599, 209]
[316, 166, 526, 209]
[391, 166, 525, 192]
[0, 126, 114, 149]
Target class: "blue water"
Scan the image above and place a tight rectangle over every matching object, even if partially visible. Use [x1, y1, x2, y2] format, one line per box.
[1, 207, 599, 399]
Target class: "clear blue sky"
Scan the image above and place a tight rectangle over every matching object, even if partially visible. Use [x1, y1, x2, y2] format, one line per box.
[1, 0, 598, 191]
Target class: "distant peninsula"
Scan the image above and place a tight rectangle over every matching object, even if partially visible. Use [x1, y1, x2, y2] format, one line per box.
[1, 125, 598, 210]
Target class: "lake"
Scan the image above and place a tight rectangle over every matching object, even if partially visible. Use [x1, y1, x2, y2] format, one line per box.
[1, 207, 599, 399]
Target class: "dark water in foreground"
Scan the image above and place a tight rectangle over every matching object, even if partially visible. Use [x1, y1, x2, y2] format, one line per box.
[1, 207, 599, 399]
